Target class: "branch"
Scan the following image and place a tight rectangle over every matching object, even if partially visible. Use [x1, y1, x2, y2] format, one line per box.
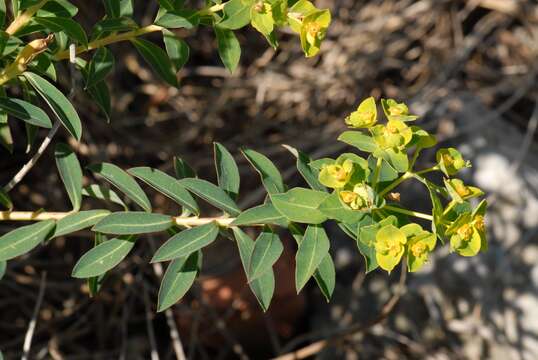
[0, 211, 238, 227]
[5, 0, 49, 35]
[21, 272, 47, 360]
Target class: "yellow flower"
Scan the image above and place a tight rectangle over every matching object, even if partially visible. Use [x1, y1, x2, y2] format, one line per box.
[339, 183, 373, 210]
[381, 99, 418, 122]
[345, 97, 377, 128]
[375, 224, 407, 273]
[371, 120, 413, 150]
[447, 201, 487, 257]
[401, 223, 436, 272]
[299, 9, 331, 57]
[318, 159, 353, 189]
[436, 148, 470, 176]
[444, 178, 484, 203]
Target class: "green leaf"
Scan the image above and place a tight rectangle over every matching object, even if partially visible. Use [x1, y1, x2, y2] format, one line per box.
[0, 221, 55, 261]
[72, 235, 136, 278]
[271, 188, 329, 224]
[295, 224, 330, 293]
[232, 227, 274, 311]
[92, 17, 138, 36]
[87, 80, 111, 122]
[0, 109, 12, 153]
[313, 254, 335, 301]
[173, 156, 195, 179]
[155, 9, 199, 29]
[157, 0, 181, 11]
[248, 227, 283, 281]
[131, 38, 178, 86]
[356, 220, 379, 273]
[102, 0, 120, 17]
[282, 145, 325, 191]
[0, 97, 52, 128]
[215, 26, 241, 74]
[37, 0, 78, 18]
[338, 131, 378, 153]
[218, 0, 253, 30]
[34, 16, 87, 45]
[151, 222, 219, 262]
[214, 142, 240, 199]
[93, 212, 173, 235]
[88, 232, 107, 296]
[128, 167, 199, 215]
[82, 184, 126, 208]
[318, 192, 366, 224]
[0, 260, 6, 281]
[86, 47, 114, 88]
[231, 203, 287, 227]
[87, 162, 152, 212]
[55, 143, 82, 211]
[178, 178, 240, 216]
[242, 148, 285, 194]
[0, 188, 13, 210]
[157, 250, 201, 312]
[31, 53, 56, 81]
[162, 29, 189, 71]
[385, 148, 408, 173]
[53, 210, 110, 238]
[23, 72, 82, 140]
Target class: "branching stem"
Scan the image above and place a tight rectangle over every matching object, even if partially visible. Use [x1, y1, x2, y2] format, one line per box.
[383, 205, 433, 221]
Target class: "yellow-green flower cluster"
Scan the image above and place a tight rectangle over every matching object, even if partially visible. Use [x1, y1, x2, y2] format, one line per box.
[375, 223, 436, 273]
[444, 178, 483, 203]
[446, 201, 487, 257]
[287, 0, 331, 57]
[436, 148, 471, 176]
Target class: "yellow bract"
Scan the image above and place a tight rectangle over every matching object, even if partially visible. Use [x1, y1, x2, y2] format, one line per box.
[375, 225, 407, 273]
[318, 159, 353, 189]
[339, 183, 373, 210]
[345, 97, 377, 128]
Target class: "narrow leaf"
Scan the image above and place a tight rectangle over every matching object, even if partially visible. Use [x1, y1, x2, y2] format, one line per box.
[242, 148, 285, 194]
[82, 184, 126, 208]
[128, 167, 199, 215]
[0, 97, 52, 128]
[232, 227, 274, 311]
[157, 250, 201, 312]
[55, 143, 82, 211]
[218, 0, 252, 30]
[155, 10, 199, 29]
[271, 188, 329, 224]
[34, 16, 87, 45]
[93, 212, 173, 235]
[151, 222, 219, 263]
[295, 224, 330, 293]
[231, 203, 287, 227]
[312, 254, 335, 301]
[215, 26, 240, 74]
[87, 162, 152, 212]
[72, 235, 136, 278]
[131, 38, 178, 86]
[248, 227, 283, 282]
[282, 144, 325, 191]
[86, 46, 114, 88]
[53, 210, 110, 238]
[173, 156, 195, 179]
[338, 131, 377, 153]
[162, 29, 189, 71]
[0, 188, 13, 210]
[23, 72, 82, 140]
[179, 178, 240, 216]
[0, 260, 6, 280]
[214, 142, 240, 199]
[0, 221, 55, 261]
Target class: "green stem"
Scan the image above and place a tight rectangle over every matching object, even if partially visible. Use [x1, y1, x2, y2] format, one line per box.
[442, 200, 456, 216]
[383, 205, 433, 221]
[408, 149, 420, 171]
[372, 157, 382, 190]
[415, 166, 439, 176]
[54, 24, 163, 60]
[6, 0, 49, 35]
[378, 172, 413, 198]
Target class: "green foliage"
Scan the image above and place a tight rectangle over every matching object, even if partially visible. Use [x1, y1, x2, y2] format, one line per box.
[0, 1, 489, 313]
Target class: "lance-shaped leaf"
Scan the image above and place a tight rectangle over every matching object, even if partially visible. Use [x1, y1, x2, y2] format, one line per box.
[128, 167, 199, 215]
[215, 26, 240, 74]
[37, 0, 78, 18]
[93, 212, 173, 235]
[0, 220, 55, 261]
[23, 72, 82, 140]
[82, 184, 126, 208]
[179, 178, 240, 216]
[0, 1, 5, 28]
[157, 250, 201, 312]
[162, 29, 189, 71]
[72, 235, 136, 278]
[87, 162, 152, 212]
[34, 16, 88, 45]
[232, 227, 274, 311]
[152, 222, 219, 263]
[55, 143, 82, 211]
[319, 192, 366, 224]
[282, 144, 325, 191]
[231, 203, 287, 227]
[271, 188, 329, 224]
[173, 156, 195, 179]
[0, 97, 52, 128]
[214, 142, 240, 199]
[86, 46, 114, 88]
[295, 224, 330, 293]
[53, 210, 110, 238]
[155, 9, 199, 29]
[131, 38, 178, 86]
[218, 0, 253, 29]
[338, 131, 377, 153]
[248, 227, 283, 282]
[242, 148, 285, 194]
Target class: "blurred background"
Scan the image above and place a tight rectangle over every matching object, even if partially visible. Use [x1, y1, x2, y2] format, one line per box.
[1, 0, 538, 359]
